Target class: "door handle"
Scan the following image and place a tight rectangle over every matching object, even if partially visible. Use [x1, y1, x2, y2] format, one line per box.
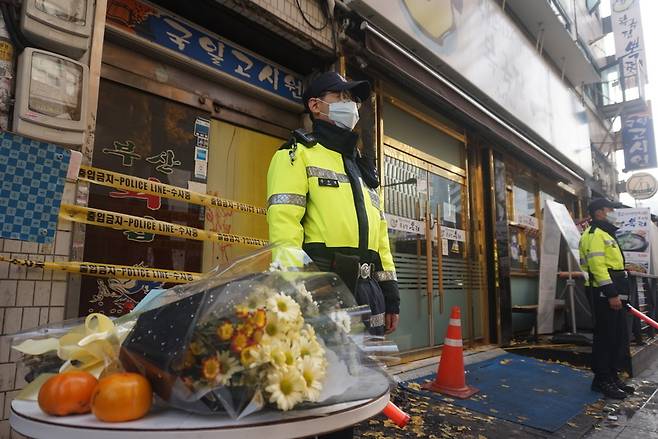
[436, 204, 445, 314]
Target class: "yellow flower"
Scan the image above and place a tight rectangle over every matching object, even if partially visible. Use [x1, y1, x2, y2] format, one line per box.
[190, 341, 204, 356]
[231, 331, 250, 353]
[250, 309, 267, 329]
[240, 346, 258, 367]
[217, 321, 234, 341]
[298, 356, 326, 402]
[268, 339, 288, 368]
[264, 313, 288, 339]
[235, 305, 250, 319]
[298, 334, 324, 359]
[283, 341, 299, 367]
[267, 293, 301, 321]
[238, 322, 255, 338]
[251, 328, 264, 345]
[202, 356, 221, 381]
[265, 367, 306, 411]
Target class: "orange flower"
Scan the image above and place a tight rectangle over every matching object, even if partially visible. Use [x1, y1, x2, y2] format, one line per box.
[202, 356, 221, 381]
[250, 309, 267, 329]
[240, 323, 255, 338]
[231, 331, 249, 353]
[217, 321, 234, 341]
[190, 341, 204, 356]
[235, 305, 250, 319]
[251, 328, 264, 345]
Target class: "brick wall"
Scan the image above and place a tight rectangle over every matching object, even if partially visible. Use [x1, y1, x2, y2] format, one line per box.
[220, 0, 335, 51]
[0, 181, 75, 439]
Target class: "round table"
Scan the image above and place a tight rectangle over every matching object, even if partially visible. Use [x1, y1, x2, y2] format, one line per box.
[10, 392, 389, 439]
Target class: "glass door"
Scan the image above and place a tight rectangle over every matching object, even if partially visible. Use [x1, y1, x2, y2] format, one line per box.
[383, 152, 431, 351]
[383, 138, 480, 352]
[428, 170, 481, 341]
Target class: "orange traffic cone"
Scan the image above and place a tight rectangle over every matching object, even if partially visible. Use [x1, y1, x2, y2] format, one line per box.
[422, 306, 479, 399]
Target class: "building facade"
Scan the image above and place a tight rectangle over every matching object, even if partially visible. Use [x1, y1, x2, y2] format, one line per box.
[0, 0, 626, 435]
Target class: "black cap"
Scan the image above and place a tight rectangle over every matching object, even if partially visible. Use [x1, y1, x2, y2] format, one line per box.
[302, 72, 371, 112]
[588, 198, 623, 216]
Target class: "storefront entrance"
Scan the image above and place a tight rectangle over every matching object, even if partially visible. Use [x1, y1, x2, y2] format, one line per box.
[383, 136, 484, 353]
[375, 94, 488, 355]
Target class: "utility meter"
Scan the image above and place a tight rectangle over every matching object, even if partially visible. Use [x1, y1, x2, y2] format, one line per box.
[13, 48, 88, 145]
[20, 0, 94, 59]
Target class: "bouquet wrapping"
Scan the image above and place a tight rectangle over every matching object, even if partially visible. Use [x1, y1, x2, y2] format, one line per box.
[12, 247, 396, 419]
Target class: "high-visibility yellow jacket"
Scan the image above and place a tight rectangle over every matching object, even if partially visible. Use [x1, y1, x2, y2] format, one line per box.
[579, 222, 625, 297]
[266, 120, 399, 313]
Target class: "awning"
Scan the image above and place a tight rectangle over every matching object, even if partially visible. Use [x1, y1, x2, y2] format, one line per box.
[361, 23, 586, 186]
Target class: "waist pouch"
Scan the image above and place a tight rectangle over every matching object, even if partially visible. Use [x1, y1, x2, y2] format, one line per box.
[609, 269, 631, 296]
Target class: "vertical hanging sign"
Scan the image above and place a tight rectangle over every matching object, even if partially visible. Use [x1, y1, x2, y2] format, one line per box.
[611, 0, 647, 92]
[622, 107, 656, 171]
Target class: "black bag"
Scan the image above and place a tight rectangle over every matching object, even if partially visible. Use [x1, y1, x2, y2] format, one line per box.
[609, 269, 631, 296]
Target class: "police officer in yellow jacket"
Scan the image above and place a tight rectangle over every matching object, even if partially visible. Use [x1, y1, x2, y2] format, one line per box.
[579, 198, 634, 399]
[267, 72, 400, 338]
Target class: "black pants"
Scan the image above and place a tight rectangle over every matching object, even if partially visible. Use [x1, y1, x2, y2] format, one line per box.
[592, 292, 630, 382]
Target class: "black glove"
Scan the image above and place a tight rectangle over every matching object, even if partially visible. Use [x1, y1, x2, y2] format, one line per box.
[379, 280, 400, 314]
[333, 253, 359, 294]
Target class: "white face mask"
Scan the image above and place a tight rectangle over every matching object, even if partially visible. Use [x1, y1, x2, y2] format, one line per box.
[322, 101, 360, 130]
[606, 210, 618, 223]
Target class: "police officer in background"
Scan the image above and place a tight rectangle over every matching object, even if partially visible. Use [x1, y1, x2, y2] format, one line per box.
[266, 71, 400, 336]
[579, 198, 634, 399]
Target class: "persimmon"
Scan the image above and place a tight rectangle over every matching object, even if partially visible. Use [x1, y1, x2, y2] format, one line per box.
[91, 372, 152, 422]
[38, 371, 98, 416]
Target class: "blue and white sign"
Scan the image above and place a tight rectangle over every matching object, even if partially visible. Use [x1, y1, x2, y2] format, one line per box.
[622, 108, 656, 171]
[106, 0, 304, 104]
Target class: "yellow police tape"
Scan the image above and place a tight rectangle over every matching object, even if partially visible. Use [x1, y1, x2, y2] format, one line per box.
[0, 255, 201, 283]
[59, 204, 269, 248]
[78, 165, 267, 215]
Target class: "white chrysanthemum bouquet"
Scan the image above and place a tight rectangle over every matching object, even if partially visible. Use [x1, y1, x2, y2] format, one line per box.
[168, 289, 328, 412]
[14, 247, 395, 420]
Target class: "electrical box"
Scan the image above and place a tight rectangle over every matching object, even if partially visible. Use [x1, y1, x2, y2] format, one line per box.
[13, 48, 88, 145]
[20, 0, 94, 59]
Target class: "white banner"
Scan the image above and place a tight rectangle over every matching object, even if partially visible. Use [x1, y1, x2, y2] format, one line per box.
[611, 0, 647, 87]
[537, 201, 585, 334]
[385, 213, 424, 235]
[385, 213, 466, 243]
[515, 213, 539, 230]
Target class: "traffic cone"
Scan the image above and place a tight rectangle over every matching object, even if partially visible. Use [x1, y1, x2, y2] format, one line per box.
[382, 402, 410, 428]
[422, 306, 479, 398]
